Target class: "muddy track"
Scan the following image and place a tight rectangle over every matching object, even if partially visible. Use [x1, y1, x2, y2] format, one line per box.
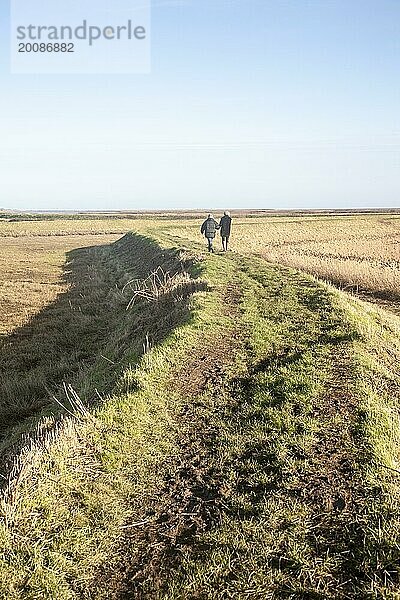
[95, 281, 244, 598]
[356, 291, 400, 317]
[97, 400, 225, 598]
[299, 345, 369, 597]
[94, 257, 390, 598]
[210, 339, 371, 598]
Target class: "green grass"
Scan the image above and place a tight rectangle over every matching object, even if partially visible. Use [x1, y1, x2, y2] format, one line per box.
[0, 233, 207, 598]
[161, 256, 400, 599]
[0, 233, 399, 599]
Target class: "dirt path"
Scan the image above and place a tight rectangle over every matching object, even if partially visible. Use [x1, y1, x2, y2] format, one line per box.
[297, 344, 368, 596]
[94, 255, 382, 599]
[95, 279, 245, 598]
[356, 290, 400, 317]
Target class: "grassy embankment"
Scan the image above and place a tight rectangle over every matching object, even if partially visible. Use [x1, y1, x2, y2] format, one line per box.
[172, 214, 400, 302]
[0, 230, 399, 598]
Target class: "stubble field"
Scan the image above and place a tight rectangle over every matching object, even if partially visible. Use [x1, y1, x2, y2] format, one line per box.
[175, 213, 400, 303]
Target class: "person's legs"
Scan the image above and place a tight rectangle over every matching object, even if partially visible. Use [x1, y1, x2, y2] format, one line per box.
[226, 236, 230, 251]
[207, 237, 213, 252]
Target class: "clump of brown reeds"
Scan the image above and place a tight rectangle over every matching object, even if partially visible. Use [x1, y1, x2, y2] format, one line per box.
[122, 266, 199, 310]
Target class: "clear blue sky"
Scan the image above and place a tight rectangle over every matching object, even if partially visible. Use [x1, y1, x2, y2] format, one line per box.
[0, 0, 399, 211]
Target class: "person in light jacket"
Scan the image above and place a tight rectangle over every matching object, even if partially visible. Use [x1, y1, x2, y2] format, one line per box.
[200, 214, 219, 253]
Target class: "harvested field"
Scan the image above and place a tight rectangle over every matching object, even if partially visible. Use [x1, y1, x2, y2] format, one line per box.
[0, 235, 120, 335]
[233, 215, 400, 300]
[173, 214, 400, 306]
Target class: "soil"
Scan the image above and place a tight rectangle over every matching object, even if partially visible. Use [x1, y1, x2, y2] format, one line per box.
[94, 267, 381, 599]
[94, 281, 244, 598]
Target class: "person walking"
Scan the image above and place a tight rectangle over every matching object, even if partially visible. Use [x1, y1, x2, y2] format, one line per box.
[219, 211, 232, 252]
[200, 213, 219, 252]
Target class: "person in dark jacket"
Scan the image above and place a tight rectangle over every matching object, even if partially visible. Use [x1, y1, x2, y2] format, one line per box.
[219, 211, 232, 251]
[200, 213, 219, 252]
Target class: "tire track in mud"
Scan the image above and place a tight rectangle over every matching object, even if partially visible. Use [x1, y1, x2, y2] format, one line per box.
[227, 259, 396, 598]
[211, 328, 370, 596]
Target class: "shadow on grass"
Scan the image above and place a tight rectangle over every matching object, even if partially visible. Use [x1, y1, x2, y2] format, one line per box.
[0, 233, 206, 459]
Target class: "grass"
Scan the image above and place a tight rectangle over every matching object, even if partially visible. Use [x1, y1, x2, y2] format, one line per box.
[0, 215, 399, 598]
[170, 213, 400, 301]
[2, 212, 399, 309]
[0, 234, 120, 335]
[0, 233, 200, 455]
[0, 233, 207, 599]
[162, 256, 400, 599]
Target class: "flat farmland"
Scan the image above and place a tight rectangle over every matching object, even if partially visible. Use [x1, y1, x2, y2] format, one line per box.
[2, 214, 399, 337]
[175, 214, 400, 301]
[0, 217, 160, 336]
[236, 215, 400, 299]
[0, 235, 122, 335]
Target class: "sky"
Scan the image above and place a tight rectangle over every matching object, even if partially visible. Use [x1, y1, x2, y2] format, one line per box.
[0, 0, 399, 211]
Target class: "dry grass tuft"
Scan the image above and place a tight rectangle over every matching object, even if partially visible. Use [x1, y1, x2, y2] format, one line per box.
[122, 267, 193, 309]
